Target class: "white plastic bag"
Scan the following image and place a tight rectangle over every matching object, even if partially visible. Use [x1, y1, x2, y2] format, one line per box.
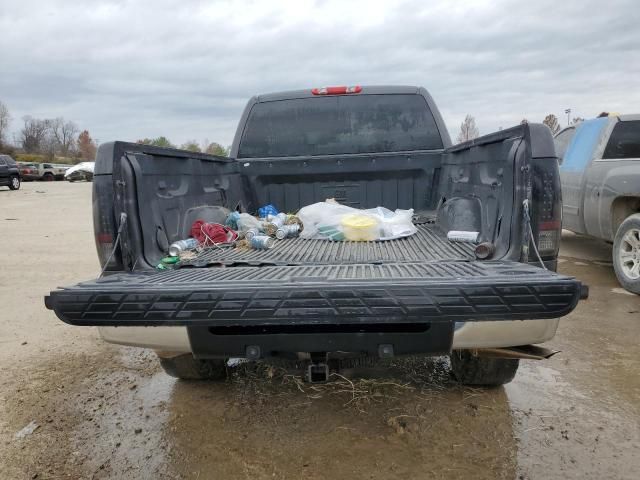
[363, 206, 416, 241]
[236, 213, 264, 234]
[297, 201, 416, 241]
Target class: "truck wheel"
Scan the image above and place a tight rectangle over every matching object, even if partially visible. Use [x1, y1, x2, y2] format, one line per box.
[9, 176, 20, 190]
[43, 173, 54, 181]
[157, 353, 228, 380]
[450, 350, 519, 386]
[613, 213, 640, 294]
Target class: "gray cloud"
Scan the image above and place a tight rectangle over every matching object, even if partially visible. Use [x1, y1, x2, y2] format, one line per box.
[1, 0, 638, 147]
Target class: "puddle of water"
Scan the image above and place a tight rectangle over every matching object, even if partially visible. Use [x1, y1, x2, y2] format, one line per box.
[162, 360, 518, 480]
[69, 350, 176, 479]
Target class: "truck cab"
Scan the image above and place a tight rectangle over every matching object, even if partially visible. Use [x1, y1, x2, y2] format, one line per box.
[556, 115, 640, 293]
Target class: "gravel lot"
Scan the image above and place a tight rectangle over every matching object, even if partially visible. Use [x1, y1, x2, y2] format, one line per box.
[1, 181, 639, 479]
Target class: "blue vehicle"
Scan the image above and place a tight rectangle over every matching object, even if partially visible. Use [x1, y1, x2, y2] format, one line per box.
[555, 115, 640, 294]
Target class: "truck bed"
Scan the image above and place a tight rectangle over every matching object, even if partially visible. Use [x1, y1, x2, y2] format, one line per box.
[179, 224, 475, 268]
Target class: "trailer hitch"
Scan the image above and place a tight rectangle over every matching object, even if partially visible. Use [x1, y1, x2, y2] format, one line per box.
[307, 353, 330, 383]
[307, 363, 330, 383]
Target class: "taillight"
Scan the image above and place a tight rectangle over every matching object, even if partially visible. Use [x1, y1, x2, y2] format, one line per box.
[96, 232, 116, 268]
[531, 158, 562, 260]
[311, 85, 362, 95]
[93, 176, 122, 271]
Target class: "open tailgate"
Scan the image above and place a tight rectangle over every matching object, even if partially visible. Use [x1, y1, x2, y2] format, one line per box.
[45, 261, 586, 326]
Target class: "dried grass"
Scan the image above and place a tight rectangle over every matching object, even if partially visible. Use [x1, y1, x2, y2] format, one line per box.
[227, 356, 452, 413]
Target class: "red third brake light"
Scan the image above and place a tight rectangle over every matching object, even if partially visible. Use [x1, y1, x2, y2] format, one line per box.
[311, 85, 362, 95]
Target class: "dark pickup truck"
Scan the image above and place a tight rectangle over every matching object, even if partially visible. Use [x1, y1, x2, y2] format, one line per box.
[45, 86, 587, 385]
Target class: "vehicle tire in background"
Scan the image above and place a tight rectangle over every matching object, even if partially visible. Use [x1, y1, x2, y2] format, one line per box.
[612, 213, 640, 294]
[158, 353, 228, 380]
[9, 175, 20, 190]
[43, 173, 54, 181]
[449, 350, 519, 386]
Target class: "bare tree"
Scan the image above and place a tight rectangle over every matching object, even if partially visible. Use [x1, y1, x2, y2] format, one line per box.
[542, 114, 561, 134]
[50, 117, 79, 157]
[457, 115, 479, 143]
[41, 120, 58, 161]
[521, 118, 529, 124]
[20, 116, 49, 153]
[0, 101, 10, 148]
[571, 117, 584, 125]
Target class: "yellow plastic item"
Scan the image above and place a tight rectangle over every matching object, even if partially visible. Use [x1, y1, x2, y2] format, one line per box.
[341, 214, 379, 241]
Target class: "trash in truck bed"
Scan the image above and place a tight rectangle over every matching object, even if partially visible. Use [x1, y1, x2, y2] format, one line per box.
[156, 201, 474, 270]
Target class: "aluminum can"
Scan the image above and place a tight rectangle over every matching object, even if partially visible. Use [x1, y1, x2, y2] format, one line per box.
[266, 213, 286, 228]
[244, 228, 260, 241]
[250, 235, 275, 249]
[169, 238, 199, 256]
[275, 224, 301, 239]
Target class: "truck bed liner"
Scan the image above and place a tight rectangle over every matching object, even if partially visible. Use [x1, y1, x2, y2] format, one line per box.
[180, 224, 474, 267]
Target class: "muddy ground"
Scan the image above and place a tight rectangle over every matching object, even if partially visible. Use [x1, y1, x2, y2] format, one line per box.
[1, 181, 638, 479]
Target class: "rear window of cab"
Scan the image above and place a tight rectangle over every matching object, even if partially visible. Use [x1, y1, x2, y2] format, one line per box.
[238, 94, 443, 158]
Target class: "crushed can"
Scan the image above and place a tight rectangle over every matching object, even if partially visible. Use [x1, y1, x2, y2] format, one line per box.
[169, 238, 199, 256]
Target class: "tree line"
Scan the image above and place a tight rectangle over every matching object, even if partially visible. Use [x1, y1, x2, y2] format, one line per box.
[0, 100, 97, 162]
[0, 100, 230, 163]
[136, 136, 230, 156]
[457, 113, 595, 143]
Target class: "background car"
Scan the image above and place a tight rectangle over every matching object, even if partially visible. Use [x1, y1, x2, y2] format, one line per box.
[17, 162, 41, 181]
[555, 115, 640, 294]
[0, 154, 21, 190]
[37, 163, 71, 181]
[64, 161, 94, 182]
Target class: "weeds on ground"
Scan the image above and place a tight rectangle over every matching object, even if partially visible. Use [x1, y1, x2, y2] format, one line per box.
[227, 356, 453, 413]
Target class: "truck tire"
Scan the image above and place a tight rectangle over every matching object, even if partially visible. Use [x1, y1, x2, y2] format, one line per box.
[43, 173, 54, 181]
[9, 175, 20, 190]
[158, 353, 228, 381]
[450, 350, 519, 386]
[612, 213, 640, 294]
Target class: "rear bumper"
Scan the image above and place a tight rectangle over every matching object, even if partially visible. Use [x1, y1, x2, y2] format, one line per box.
[97, 318, 561, 353]
[50, 261, 585, 357]
[189, 323, 456, 359]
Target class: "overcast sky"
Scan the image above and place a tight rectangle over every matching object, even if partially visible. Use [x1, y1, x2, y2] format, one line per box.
[1, 0, 639, 148]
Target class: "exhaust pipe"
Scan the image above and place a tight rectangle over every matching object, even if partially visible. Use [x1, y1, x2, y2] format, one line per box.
[470, 345, 559, 360]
